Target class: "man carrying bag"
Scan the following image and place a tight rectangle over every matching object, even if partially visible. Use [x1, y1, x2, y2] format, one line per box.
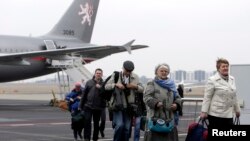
[105, 60, 144, 141]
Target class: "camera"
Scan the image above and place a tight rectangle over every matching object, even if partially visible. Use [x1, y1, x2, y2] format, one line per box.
[128, 104, 138, 116]
[122, 82, 131, 96]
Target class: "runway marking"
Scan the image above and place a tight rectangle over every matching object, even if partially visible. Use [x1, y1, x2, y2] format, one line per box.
[0, 122, 115, 127]
[0, 118, 25, 122]
[0, 122, 70, 127]
[0, 130, 72, 140]
[10, 124, 34, 127]
[49, 122, 70, 125]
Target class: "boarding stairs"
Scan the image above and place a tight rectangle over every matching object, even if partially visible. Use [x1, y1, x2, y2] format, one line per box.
[44, 40, 93, 98]
[50, 58, 92, 99]
[64, 58, 93, 83]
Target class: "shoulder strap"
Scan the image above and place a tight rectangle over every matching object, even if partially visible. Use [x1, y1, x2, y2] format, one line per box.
[108, 71, 120, 103]
[151, 80, 173, 119]
[113, 71, 119, 83]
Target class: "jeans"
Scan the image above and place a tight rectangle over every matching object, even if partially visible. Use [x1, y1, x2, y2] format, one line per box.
[174, 111, 179, 126]
[113, 110, 131, 141]
[134, 116, 141, 141]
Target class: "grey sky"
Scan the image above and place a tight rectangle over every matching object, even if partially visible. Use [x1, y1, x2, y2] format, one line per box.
[1, 0, 250, 79]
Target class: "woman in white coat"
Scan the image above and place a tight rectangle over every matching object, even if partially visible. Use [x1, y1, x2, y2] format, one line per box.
[200, 58, 240, 127]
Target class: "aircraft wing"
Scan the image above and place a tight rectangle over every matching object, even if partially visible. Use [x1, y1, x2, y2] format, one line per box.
[177, 82, 205, 93]
[0, 41, 148, 62]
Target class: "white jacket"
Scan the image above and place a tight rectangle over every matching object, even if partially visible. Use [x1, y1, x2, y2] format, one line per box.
[201, 72, 240, 118]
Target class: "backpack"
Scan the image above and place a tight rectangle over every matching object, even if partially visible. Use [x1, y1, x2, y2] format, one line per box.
[101, 71, 119, 101]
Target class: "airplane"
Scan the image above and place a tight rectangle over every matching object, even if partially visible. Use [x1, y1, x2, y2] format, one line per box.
[174, 73, 205, 93]
[0, 0, 148, 83]
[178, 80, 206, 93]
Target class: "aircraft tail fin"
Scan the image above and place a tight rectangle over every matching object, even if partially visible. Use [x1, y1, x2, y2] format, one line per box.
[47, 0, 100, 43]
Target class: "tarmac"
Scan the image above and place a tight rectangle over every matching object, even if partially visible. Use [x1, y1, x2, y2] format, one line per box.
[0, 94, 203, 141]
[0, 84, 205, 141]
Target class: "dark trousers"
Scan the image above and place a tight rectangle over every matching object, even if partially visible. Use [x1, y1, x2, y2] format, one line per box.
[99, 108, 106, 132]
[207, 115, 233, 141]
[71, 112, 84, 140]
[84, 108, 102, 140]
[73, 129, 83, 140]
[208, 115, 233, 127]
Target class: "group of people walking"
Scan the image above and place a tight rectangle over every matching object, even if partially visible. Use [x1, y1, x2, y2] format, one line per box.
[65, 58, 241, 141]
[66, 68, 106, 141]
[66, 60, 147, 141]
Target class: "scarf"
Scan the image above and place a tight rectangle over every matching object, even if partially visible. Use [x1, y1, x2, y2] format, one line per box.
[155, 79, 177, 98]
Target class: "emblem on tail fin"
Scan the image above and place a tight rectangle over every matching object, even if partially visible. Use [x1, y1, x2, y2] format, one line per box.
[78, 2, 94, 26]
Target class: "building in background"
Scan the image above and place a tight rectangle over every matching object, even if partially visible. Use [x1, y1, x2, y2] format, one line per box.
[194, 70, 206, 82]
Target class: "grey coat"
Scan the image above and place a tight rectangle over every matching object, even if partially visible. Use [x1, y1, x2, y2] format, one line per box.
[144, 79, 182, 120]
[143, 79, 181, 141]
[105, 71, 144, 109]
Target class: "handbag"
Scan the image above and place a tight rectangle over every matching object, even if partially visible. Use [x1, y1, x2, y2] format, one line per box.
[147, 108, 174, 133]
[148, 117, 174, 133]
[71, 110, 85, 123]
[185, 119, 208, 141]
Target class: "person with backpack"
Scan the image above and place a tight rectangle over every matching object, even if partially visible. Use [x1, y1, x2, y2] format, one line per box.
[79, 68, 105, 141]
[104, 60, 144, 141]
